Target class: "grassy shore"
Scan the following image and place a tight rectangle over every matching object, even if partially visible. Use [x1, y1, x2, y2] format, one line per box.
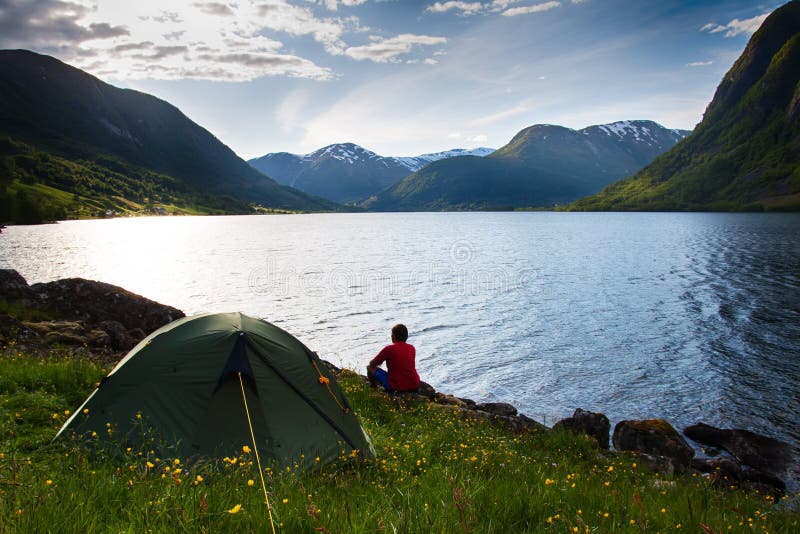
[1, 344, 797, 533]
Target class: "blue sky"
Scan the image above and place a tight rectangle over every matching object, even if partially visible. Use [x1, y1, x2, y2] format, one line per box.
[0, 0, 781, 158]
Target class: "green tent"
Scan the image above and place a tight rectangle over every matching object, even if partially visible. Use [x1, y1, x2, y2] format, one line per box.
[55, 312, 375, 468]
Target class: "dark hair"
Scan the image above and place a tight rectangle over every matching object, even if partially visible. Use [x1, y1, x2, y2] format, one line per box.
[391, 323, 409, 342]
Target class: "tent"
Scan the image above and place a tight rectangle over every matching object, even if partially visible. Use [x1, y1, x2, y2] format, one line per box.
[55, 312, 375, 468]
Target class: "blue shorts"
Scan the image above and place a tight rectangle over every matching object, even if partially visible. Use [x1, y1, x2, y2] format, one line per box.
[373, 368, 392, 392]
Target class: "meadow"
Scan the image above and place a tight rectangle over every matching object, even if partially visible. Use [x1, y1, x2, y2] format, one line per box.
[1, 343, 797, 533]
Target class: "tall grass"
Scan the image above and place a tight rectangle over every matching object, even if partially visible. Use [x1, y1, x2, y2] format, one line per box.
[1, 347, 797, 532]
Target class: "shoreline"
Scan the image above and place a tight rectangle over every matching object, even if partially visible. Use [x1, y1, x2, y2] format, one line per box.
[1, 267, 797, 496]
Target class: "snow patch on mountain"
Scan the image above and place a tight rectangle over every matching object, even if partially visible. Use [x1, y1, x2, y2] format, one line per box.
[395, 147, 495, 172]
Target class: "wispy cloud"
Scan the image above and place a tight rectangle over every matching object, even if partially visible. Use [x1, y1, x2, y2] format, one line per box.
[502, 1, 560, 17]
[345, 34, 447, 63]
[700, 13, 769, 38]
[468, 101, 532, 126]
[686, 60, 713, 67]
[426, 0, 562, 17]
[315, 0, 369, 10]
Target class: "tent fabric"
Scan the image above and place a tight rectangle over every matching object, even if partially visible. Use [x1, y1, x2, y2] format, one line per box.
[55, 312, 375, 468]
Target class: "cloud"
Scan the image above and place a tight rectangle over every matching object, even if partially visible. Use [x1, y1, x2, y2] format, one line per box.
[468, 101, 531, 126]
[345, 34, 447, 63]
[0, 0, 129, 51]
[426, 2, 485, 16]
[502, 1, 560, 17]
[426, 0, 563, 17]
[316, 0, 369, 10]
[700, 13, 769, 38]
[192, 2, 235, 16]
[686, 60, 712, 67]
[1, 1, 346, 82]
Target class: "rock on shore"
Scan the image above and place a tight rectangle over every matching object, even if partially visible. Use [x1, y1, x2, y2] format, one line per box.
[0, 269, 183, 352]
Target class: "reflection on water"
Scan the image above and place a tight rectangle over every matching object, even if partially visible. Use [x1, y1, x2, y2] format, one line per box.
[3, 212, 800, 461]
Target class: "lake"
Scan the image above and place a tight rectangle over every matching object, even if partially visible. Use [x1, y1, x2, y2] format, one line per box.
[2, 212, 799, 463]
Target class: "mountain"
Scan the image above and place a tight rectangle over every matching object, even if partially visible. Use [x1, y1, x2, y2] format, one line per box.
[394, 147, 495, 172]
[248, 144, 494, 203]
[0, 50, 338, 224]
[248, 143, 410, 203]
[362, 121, 689, 211]
[570, 1, 800, 211]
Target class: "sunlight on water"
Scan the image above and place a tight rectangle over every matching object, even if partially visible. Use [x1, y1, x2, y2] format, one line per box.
[3, 212, 800, 476]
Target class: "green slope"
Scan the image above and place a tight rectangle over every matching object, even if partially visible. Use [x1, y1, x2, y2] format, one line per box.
[0, 50, 339, 223]
[363, 121, 688, 211]
[570, 1, 800, 212]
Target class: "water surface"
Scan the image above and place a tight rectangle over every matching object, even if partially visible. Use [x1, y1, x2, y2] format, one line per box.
[3, 212, 799, 473]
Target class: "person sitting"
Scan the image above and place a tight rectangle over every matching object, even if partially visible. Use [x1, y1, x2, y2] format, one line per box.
[367, 323, 420, 393]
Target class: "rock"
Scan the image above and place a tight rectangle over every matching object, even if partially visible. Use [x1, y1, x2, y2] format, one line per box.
[553, 408, 611, 449]
[741, 466, 786, 493]
[0, 269, 36, 303]
[0, 314, 33, 342]
[683, 423, 793, 477]
[29, 277, 184, 334]
[474, 402, 517, 417]
[127, 328, 146, 344]
[86, 329, 111, 347]
[613, 419, 694, 472]
[416, 381, 436, 399]
[458, 397, 477, 408]
[97, 320, 136, 351]
[44, 331, 88, 346]
[691, 457, 743, 483]
[434, 393, 469, 407]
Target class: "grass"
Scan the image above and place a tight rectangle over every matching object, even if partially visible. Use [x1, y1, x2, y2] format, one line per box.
[1, 344, 798, 533]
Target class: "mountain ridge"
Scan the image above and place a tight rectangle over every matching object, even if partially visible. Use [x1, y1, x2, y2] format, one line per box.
[248, 144, 494, 203]
[363, 120, 690, 211]
[0, 49, 339, 223]
[569, 1, 800, 211]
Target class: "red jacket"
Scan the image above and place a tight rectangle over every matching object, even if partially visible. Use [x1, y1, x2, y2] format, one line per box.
[370, 342, 420, 391]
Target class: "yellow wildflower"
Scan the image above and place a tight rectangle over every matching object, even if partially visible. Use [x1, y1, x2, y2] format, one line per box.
[282, 498, 289, 504]
[607, 465, 614, 472]
[242, 445, 251, 454]
[83, 408, 89, 414]
[227, 504, 242, 514]
[45, 479, 53, 486]
[247, 479, 255, 487]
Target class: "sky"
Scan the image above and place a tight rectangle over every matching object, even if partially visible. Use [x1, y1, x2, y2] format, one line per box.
[0, 0, 783, 158]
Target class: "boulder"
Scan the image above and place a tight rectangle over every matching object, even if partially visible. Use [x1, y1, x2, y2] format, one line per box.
[44, 331, 88, 346]
[474, 402, 517, 417]
[434, 393, 469, 407]
[553, 408, 611, 449]
[613, 419, 694, 472]
[86, 329, 111, 348]
[0, 269, 36, 303]
[30, 278, 184, 334]
[416, 381, 436, 399]
[458, 397, 477, 409]
[691, 457, 743, 481]
[683, 423, 793, 477]
[97, 320, 137, 351]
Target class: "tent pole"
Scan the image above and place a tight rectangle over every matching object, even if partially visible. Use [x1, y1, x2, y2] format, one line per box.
[238, 372, 276, 534]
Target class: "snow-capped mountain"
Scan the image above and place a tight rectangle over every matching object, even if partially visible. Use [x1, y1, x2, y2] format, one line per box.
[248, 143, 495, 203]
[363, 120, 691, 211]
[395, 147, 495, 172]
